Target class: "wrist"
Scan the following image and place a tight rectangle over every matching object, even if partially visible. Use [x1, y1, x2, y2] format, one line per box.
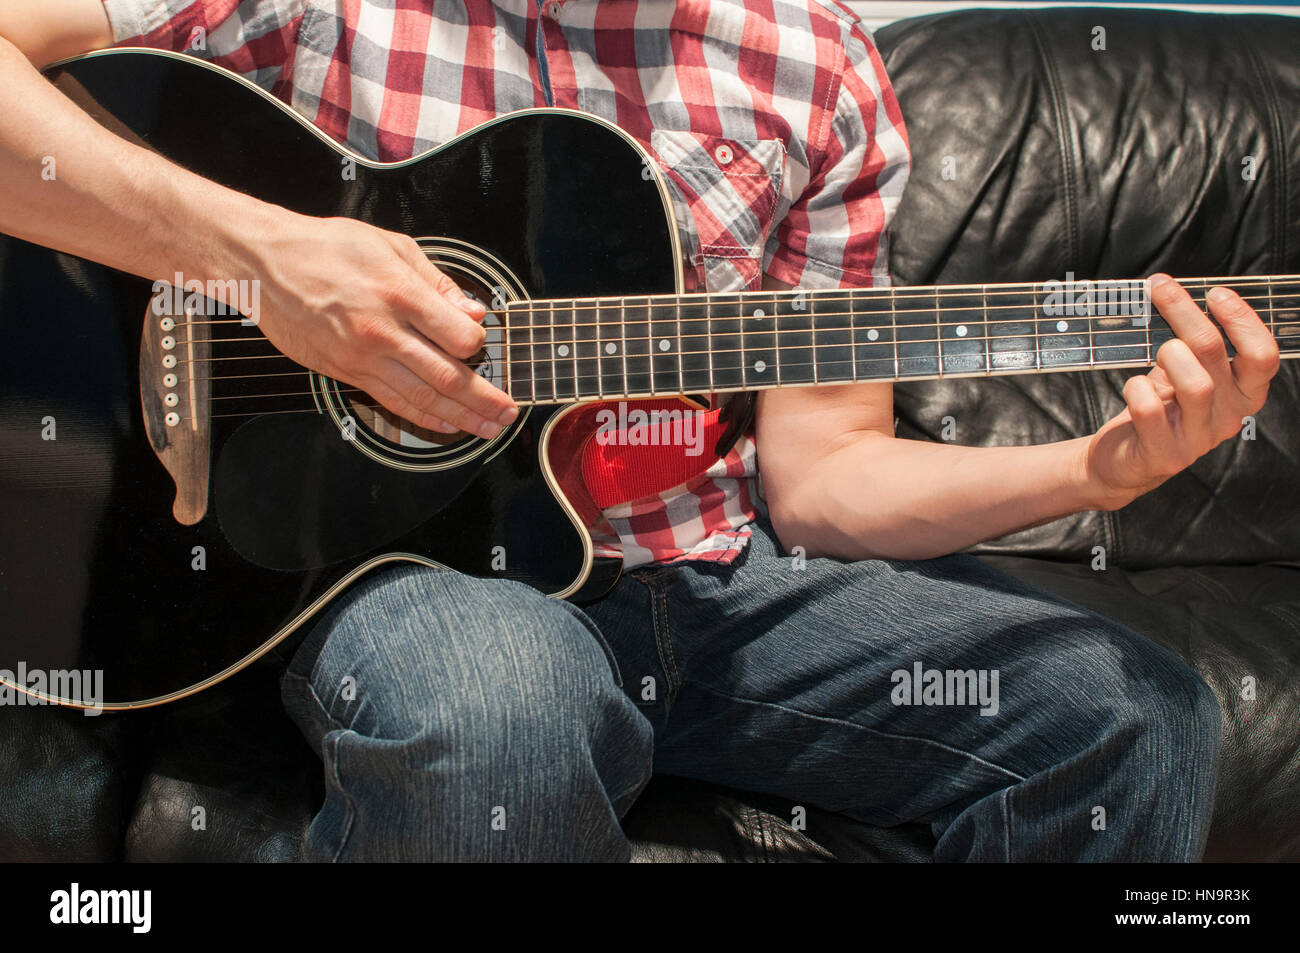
[1067, 434, 1134, 512]
[192, 187, 293, 281]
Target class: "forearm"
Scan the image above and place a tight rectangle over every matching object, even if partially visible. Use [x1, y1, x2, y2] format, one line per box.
[0, 32, 514, 437]
[0, 35, 279, 284]
[773, 432, 1111, 561]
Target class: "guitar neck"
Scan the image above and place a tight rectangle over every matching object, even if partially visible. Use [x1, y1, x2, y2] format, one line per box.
[502, 274, 1300, 405]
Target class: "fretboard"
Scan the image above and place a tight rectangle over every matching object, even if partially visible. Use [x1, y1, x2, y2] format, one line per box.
[503, 274, 1300, 404]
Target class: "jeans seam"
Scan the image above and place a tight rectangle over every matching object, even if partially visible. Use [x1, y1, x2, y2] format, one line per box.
[688, 680, 1028, 784]
[284, 667, 361, 862]
[323, 728, 360, 863]
[639, 574, 682, 707]
[1002, 788, 1013, 862]
[656, 583, 682, 690]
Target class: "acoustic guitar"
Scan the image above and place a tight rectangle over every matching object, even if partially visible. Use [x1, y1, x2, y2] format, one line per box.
[2, 49, 1296, 708]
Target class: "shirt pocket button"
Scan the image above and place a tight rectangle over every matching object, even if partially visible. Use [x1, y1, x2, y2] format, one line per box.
[714, 144, 733, 165]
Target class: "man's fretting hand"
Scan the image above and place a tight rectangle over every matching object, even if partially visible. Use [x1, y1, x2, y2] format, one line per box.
[1083, 273, 1280, 509]
[252, 213, 519, 440]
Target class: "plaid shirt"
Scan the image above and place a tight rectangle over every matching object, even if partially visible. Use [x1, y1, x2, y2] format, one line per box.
[103, 0, 910, 568]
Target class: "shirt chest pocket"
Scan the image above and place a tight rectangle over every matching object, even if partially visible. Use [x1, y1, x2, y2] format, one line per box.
[649, 130, 787, 292]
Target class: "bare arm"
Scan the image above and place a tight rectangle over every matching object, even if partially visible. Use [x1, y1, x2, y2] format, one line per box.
[0, 0, 517, 439]
[757, 275, 1280, 561]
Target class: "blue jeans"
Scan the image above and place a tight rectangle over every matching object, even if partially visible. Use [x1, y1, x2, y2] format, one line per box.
[281, 519, 1221, 861]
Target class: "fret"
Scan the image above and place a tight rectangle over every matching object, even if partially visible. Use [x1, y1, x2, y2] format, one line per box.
[937, 288, 986, 375]
[708, 292, 745, 391]
[851, 287, 896, 382]
[988, 286, 1037, 372]
[505, 303, 532, 403]
[528, 300, 554, 403]
[1034, 284, 1042, 371]
[597, 297, 625, 397]
[1267, 279, 1277, 337]
[550, 299, 577, 401]
[774, 289, 815, 386]
[741, 294, 778, 388]
[1086, 278, 1150, 368]
[890, 289, 899, 379]
[649, 296, 682, 395]
[571, 299, 601, 400]
[679, 296, 711, 393]
[1143, 291, 1153, 365]
[620, 298, 629, 393]
[1268, 278, 1300, 355]
[982, 285, 991, 374]
[895, 286, 940, 379]
[1086, 295, 1095, 368]
[812, 289, 854, 383]
[623, 296, 653, 397]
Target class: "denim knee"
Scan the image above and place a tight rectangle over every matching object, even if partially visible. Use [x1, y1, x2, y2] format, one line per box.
[288, 564, 636, 782]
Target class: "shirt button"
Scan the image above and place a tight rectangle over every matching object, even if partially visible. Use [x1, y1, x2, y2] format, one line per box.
[547, 1, 562, 19]
[714, 144, 733, 165]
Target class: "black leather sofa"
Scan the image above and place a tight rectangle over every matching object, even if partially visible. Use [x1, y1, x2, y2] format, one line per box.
[3, 6, 1297, 863]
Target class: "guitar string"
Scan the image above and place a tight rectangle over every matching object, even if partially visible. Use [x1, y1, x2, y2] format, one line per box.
[171, 320, 1300, 407]
[152, 279, 1299, 416]
[184, 345, 1300, 421]
[167, 278, 1300, 335]
[183, 346, 1300, 423]
[167, 286, 1300, 368]
[169, 299, 1298, 378]
[166, 273, 1300, 328]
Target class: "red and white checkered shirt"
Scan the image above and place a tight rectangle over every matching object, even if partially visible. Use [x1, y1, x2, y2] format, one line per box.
[104, 0, 910, 568]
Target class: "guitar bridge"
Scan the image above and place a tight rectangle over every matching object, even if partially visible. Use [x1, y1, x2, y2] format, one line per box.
[139, 290, 210, 525]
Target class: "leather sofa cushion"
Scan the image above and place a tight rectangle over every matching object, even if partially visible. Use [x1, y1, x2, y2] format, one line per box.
[876, 8, 1300, 567]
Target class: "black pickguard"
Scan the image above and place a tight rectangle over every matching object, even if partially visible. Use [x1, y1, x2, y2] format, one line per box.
[0, 50, 679, 706]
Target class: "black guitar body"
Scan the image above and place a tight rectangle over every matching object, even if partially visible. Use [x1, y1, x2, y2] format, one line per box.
[0, 50, 682, 707]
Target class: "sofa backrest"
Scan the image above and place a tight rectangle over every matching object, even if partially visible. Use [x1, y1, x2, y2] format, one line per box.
[876, 7, 1300, 567]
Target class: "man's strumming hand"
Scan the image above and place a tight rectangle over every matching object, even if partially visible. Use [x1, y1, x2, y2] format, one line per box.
[247, 211, 518, 440]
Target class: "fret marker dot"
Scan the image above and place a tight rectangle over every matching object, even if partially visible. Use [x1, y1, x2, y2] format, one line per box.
[658, 339, 670, 351]
[956, 325, 968, 337]
[754, 360, 767, 374]
[557, 344, 570, 357]
[867, 329, 879, 341]
[752, 309, 766, 319]
[1056, 320, 1069, 332]
[605, 342, 617, 355]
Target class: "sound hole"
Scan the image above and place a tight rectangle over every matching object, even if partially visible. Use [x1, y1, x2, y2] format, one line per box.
[342, 272, 505, 450]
